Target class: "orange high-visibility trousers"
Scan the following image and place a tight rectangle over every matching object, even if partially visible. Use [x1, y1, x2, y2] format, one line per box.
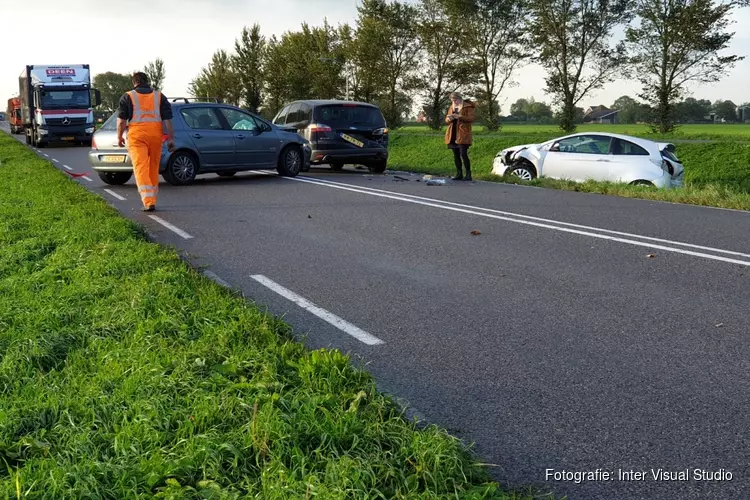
[127, 124, 162, 208]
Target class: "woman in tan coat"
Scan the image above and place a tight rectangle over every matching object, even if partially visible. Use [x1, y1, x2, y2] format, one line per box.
[444, 92, 476, 181]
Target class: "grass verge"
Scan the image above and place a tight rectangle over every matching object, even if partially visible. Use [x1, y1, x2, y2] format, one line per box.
[388, 133, 750, 211]
[0, 133, 537, 499]
[397, 123, 750, 142]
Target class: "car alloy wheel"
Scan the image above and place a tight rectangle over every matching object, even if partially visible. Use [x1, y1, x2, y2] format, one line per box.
[173, 155, 195, 182]
[165, 152, 198, 186]
[277, 146, 302, 177]
[510, 164, 534, 180]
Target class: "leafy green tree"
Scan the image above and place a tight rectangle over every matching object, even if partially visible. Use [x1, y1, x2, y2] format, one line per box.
[233, 24, 266, 112]
[626, 0, 749, 134]
[528, 0, 632, 133]
[350, 0, 422, 127]
[92, 72, 132, 111]
[188, 50, 241, 105]
[713, 99, 738, 122]
[416, 0, 474, 129]
[143, 58, 166, 91]
[263, 35, 291, 117]
[443, 0, 531, 130]
[675, 97, 712, 122]
[611, 95, 651, 123]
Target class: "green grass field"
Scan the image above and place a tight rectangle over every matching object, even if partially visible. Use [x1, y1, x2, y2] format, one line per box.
[387, 133, 750, 210]
[398, 123, 750, 142]
[0, 133, 537, 499]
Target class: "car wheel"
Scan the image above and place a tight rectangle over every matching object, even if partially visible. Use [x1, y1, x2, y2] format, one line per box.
[508, 162, 536, 180]
[217, 171, 237, 177]
[277, 145, 303, 177]
[164, 151, 198, 186]
[330, 163, 344, 171]
[368, 160, 387, 174]
[629, 180, 654, 187]
[98, 171, 132, 185]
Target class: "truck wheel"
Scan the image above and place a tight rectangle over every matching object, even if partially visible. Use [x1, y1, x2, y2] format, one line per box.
[163, 151, 198, 186]
[98, 172, 132, 185]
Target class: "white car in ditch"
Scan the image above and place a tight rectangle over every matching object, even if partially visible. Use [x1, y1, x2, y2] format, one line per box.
[492, 132, 684, 188]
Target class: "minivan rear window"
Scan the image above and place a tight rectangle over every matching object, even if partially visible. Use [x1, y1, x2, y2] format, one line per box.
[314, 105, 385, 127]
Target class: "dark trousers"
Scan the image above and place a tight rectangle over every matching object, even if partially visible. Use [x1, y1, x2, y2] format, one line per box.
[451, 144, 471, 172]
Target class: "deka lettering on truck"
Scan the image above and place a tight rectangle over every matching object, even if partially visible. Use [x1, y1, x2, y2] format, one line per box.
[18, 64, 102, 148]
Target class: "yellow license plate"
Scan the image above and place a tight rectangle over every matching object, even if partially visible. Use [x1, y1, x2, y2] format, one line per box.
[341, 133, 364, 147]
[61, 136, 75, 141]
[101, 155, 126, 163]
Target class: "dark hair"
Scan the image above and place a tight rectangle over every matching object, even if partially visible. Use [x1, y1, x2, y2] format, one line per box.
[132, 72, 149, 86]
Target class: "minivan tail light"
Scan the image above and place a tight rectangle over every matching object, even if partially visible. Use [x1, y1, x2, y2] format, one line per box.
[309, 123, 332, 133]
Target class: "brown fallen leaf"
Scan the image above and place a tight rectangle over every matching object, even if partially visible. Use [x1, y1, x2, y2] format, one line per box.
[471, 230, 481, 235]
[647, 253, 656, 258]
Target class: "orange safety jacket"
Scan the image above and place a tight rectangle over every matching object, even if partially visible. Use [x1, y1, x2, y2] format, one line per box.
[128, 90, 163, 131]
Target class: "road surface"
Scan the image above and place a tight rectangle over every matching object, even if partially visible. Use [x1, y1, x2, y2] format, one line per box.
[3, 124, 750, 500]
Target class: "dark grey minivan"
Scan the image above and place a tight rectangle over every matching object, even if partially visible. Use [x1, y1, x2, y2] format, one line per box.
[272, 100, 389, 173]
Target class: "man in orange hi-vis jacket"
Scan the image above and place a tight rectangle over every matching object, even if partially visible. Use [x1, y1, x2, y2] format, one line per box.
[116, 72, 174, 211]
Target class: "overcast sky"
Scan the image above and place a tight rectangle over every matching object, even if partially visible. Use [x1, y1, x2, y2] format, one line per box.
[2, 0, 749, 114]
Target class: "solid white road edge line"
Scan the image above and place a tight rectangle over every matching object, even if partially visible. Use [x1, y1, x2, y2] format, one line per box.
[82, 176, 93, 182]
[274, 175, 750, 267]
[63, 164, 73, 171]
[250, 274, 384, 346]
[43, 153, 49, 157]
[147, 215, 194, 239]
[103, 189, 126, 201]
[52, 158, 59, 163]
[304, 176, 750, 259]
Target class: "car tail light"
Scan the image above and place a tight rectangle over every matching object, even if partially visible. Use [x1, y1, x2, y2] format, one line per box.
[309, 123, 332, 133]
[373, 128, 389, 136]
[91, 135, 97, 150]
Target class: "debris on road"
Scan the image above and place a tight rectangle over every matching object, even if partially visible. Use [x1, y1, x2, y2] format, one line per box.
[65, 171, 90, 178]
[426, 179, 446, 186]
[471, 230, 481, 235]
[393, 175, 410, 181]
[715, 323, 724, 328]
[647, 253, 657, 258]
[308, 215, 312, 219]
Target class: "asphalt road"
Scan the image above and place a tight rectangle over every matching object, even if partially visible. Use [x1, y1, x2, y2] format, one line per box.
[4, 123, 750, 499]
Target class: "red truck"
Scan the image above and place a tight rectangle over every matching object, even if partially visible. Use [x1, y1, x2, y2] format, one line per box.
[6, 97, 22, 134]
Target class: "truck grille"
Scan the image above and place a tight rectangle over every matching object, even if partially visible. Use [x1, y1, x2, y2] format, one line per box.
[46, 117, 87, 126]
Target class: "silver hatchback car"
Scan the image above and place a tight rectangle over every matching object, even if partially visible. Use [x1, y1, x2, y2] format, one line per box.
[88, 98, 311, 186]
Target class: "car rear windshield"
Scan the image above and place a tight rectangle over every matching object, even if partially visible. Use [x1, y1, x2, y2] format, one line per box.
[314, 104, 385, 128]
[661, 149, 681, 163]
[101, 112, 118, 130]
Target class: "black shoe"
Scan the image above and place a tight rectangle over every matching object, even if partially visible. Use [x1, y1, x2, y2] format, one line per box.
[463, 172, 472, 181]
[452, 170, 463, 181]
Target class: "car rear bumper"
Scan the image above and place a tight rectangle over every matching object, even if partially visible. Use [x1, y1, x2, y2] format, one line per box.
[88, 149, 169, 172]
[310, 147, 388, 165]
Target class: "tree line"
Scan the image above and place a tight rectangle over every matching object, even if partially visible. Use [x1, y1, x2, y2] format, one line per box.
[507, 95, 750, 124]
[93, 0, 750, 134]
[92, 58, 166, 113]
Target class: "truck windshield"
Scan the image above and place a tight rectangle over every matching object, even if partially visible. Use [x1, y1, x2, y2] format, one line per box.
[41, 89, 90, 109]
